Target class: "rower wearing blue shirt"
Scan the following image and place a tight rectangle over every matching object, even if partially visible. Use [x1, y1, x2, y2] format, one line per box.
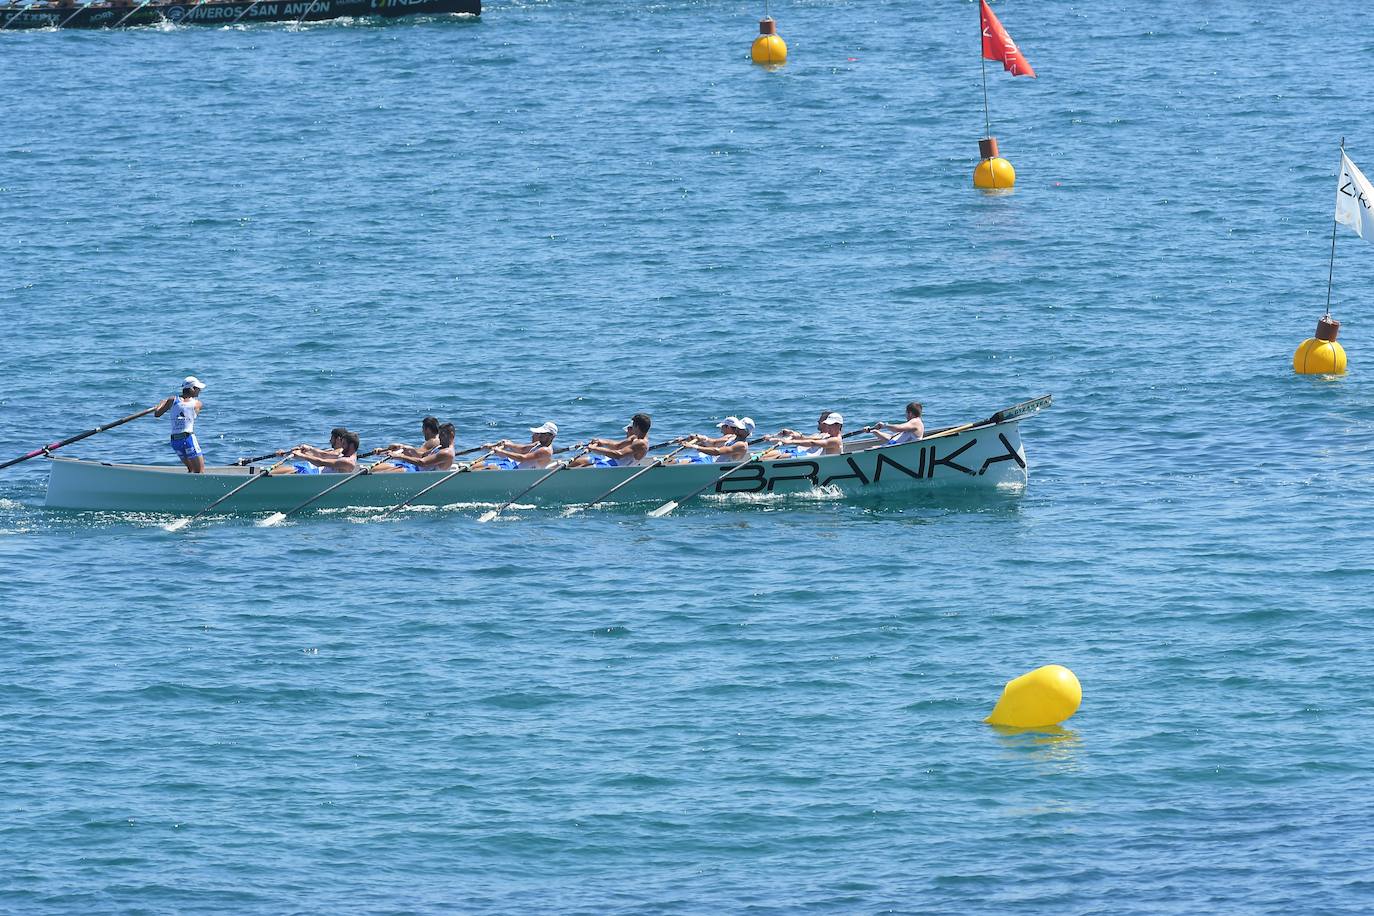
[152, 375, 207, 474]
[570, 413, 652, 468]
[869, 401, 924, 445]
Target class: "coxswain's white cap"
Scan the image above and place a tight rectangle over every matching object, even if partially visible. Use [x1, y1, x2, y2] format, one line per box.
[822, 412, 844, 425]
[182, 376, 206, 391]
[530, 421, 558, 436]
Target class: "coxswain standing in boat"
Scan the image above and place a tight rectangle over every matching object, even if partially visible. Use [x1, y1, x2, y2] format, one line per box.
[569, 413, 651, 468]
[479, 422, 557, 470]
[380, 423, 457, 472]
[271, 429, 360, 474]
[153, 376, 207, 474]
[868, 402, 924, 445]
[677, 416, 753, 463]
[370, 416, 442, 473]
[760, 411, 845, 460]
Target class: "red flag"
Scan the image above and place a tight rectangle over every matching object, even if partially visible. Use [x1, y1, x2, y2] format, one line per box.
[980, 0, 1036, 78]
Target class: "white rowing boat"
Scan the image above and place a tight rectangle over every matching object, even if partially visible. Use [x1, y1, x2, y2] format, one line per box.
[42, 397, 1050, 515]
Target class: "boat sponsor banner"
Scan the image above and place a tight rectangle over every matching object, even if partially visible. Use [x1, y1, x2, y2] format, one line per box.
[1335, 151, 1374, 241]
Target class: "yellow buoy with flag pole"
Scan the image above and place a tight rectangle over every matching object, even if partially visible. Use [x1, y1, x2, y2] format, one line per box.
[751, 0, 786, 66]
[974, 0, 1035, 191]
[1296, 139, 1362, 375]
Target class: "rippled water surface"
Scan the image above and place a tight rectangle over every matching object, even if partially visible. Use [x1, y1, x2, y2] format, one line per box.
[3, 1, 1373, 911]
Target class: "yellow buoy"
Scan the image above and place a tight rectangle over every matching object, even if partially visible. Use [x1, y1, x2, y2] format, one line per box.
[973, 137, 1015, 190]
[751, 18, 787, 65]
[985, 664, 1081, 728]
[1293, 315, 1347, 375]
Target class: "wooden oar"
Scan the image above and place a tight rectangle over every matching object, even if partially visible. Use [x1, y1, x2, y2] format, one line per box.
[576, 444, 691, 511]
[372, 450, 495, 520]
[257, 454, 393, 527]
[164, 456, 291, 532]
[0, 405, 158, 472]
[476, 448, 589, 524]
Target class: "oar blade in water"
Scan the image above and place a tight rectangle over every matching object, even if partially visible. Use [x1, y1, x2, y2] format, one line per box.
[163, 518, 191, 533]
[476, 509, 499, 524]
[647, 500, 678, 518]
[259, 512, 287, 528]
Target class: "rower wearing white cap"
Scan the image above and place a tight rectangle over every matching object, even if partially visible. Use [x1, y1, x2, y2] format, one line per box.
[570, 413, 652, 468]
[677, 416, 753, 463]
[761, 411, 845, 460]
[479, 422, 557, 470]
[153, 375, 207, 473]
[868, 401, 924, 445]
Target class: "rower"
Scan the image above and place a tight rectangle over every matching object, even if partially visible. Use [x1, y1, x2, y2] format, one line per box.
[677, 416, 753, 463]
[869, 401, 924, 445]
[760, 411, 844, 460]
[272, 429, 360, 475]
[370, 416, 442, 473]
[379, 423, 456, 472]
[570, 413, 651, 468]
[479, 422, 557, 470]
[152, 375, 207, 474]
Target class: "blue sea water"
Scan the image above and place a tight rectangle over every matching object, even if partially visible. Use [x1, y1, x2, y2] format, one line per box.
[2, 0, 1373, 911]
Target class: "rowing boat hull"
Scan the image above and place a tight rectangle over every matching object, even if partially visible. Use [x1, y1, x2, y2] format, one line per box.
[0, 0, 476, 29]
[43, 407, 1041, 515]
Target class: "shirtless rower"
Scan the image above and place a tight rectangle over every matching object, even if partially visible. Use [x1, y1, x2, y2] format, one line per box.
[677, 416, 753, 464]
[570, 413, 651, 468]
[379, 423, 457, 472]
[478, 422, 557, 470]
[271, 429, 360, 475]
[760, 411, 845, 460]
[869, 401, 924, 445]
[370, 416, 443, 473]
[153, 375, 207, 474]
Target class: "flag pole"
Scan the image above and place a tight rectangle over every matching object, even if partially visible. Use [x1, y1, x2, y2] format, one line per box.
[1326, 137, 1344, 318]
[979, 5, 991, 137]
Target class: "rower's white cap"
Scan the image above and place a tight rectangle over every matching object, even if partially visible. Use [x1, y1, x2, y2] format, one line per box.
[182, 375, 206, 391]
[717, 416, 755, 433]
[530, 421, 558, 436]
[822, 412, 844, 425]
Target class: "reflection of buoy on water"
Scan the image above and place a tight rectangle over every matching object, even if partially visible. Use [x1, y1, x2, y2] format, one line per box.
[973, 136, 1016, 190]
[1293, 315, 1347, 375]
[985, 664, 1081, 728]
[751, 17, 787, 65]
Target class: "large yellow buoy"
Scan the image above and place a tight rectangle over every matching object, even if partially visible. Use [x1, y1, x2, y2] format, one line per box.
[973, 136, 1015, 190]
[751, 17, 787, 65]
[1293, 315, 1347, 375]
[985, 664, 1081, 728]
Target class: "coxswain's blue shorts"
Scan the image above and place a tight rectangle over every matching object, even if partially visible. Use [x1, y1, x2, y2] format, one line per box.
[170, 433, 203, 460]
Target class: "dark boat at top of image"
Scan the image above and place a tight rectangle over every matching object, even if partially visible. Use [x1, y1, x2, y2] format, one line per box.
[0, 0, 477, 29]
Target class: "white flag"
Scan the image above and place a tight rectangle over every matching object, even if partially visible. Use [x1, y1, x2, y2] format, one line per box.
[1335, 151, 1374, 241]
